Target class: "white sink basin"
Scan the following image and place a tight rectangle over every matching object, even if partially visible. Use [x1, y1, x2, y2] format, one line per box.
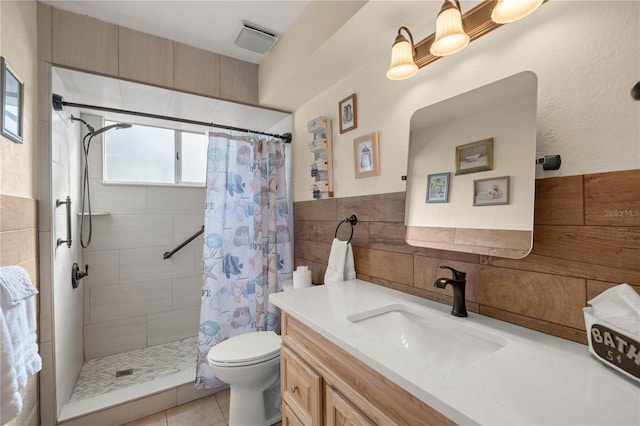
[348, 304, 507, 370]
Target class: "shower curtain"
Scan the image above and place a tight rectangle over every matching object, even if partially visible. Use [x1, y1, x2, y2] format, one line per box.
[195, 132, 292, 389]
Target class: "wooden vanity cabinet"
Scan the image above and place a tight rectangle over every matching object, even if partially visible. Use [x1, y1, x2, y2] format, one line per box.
[280, 312, 455, 426]
[282, 346, 322, 425]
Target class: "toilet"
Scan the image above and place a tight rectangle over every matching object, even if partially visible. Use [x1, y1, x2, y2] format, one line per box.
[207, 331, 282, 426]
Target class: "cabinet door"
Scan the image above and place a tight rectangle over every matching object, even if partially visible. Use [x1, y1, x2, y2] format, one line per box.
[325, 386, 374, 426]
[282, 402, 305, 426]
[281, 346, 322, 425]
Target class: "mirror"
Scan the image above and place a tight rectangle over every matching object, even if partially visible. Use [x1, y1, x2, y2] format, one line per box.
[405, 71, 537, 259]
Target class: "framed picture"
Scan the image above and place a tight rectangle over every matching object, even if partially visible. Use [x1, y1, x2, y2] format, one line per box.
[339, 93, 357, 134]
[455, 137, 493, 175]
[353, 131, 379, 178]
[1, 57, 24, 144]
[426, 172, 450, 203]
[473, 176, 509, 206]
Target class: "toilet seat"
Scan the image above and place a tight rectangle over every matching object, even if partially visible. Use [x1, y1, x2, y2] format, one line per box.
[207, 331, 282, 367]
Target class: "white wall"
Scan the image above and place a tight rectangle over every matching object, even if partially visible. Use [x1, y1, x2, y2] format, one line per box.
[282, 1, 640, 202]
[80, 114, 203, 359]
[50, 69, 84, 415]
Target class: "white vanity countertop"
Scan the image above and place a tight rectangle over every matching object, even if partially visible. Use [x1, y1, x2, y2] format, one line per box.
[271, 280, 640, 425]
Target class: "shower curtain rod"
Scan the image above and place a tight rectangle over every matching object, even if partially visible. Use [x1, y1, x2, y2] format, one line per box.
[52, 94, 292, 143]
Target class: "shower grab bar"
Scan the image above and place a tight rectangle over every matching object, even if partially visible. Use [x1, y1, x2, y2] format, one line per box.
[163, 225, 204, 259]
[56, 196, 72, 248]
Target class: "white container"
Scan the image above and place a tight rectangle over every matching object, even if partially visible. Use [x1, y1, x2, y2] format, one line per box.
[293, 266, 312, 289]
[583, 307, 640, 383]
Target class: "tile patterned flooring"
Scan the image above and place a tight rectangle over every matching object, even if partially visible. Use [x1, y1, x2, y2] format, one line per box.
[122, 389, 283, 426]
[70, 337, 198, 401]
[122, 389, 230, 426]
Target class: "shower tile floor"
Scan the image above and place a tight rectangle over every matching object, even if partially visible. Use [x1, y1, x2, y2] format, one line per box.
[70, 336, 198, 402]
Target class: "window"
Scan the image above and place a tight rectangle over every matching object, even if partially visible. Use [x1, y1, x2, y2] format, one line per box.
[103, 122, 207, 185]
[180, 131, 208, 184]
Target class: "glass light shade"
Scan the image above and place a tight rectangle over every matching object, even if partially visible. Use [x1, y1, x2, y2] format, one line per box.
[430, 7, 469, 57]
[491, 0, 544, 24]
[387, 38, 418, 80]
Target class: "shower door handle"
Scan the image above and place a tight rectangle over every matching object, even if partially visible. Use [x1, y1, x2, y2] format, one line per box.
[56, 196, 72, 248]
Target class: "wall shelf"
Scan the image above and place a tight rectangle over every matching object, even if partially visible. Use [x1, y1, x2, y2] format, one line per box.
[307, 116, 333, 199]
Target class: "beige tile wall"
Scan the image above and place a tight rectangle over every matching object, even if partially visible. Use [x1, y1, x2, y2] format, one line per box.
[45, 5, 258, 105]
[0, 195, 40, 426]
[1, 0, 40, 424]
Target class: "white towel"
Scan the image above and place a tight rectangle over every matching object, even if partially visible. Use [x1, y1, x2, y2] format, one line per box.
[324, 238, 356, 284]
[0, 266, 42, 425]
[0, 267, 38, 306]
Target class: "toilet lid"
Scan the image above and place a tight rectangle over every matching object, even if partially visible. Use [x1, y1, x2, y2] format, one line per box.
[207, 331, 281, 366]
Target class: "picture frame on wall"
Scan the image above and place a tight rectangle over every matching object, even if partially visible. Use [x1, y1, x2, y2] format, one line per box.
[473, 175, 510, 206]
[339, 93, 357, 134]
[455, 137, 493, 175]
[353, 131, 379, 178]
[1, 57, 24, 144]
[426, 172, 450, 203]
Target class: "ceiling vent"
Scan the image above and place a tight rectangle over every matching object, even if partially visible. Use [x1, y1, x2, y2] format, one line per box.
[234, 20, 279, 55]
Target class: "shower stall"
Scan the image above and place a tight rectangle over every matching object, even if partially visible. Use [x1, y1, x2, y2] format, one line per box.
[41, 67, 292, 424]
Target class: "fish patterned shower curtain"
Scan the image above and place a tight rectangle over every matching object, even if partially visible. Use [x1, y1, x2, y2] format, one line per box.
[195, 132, 292, 389]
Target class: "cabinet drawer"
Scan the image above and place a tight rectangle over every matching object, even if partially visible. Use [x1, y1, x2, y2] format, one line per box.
[281, 346, 322, 425]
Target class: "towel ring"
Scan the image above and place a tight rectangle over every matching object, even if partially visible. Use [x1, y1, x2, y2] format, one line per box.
[334, 215, 358, 244]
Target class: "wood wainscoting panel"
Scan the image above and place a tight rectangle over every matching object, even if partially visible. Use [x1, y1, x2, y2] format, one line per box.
[584, 169, 640, 227]
[336, 192, 405, 223]
[413, 256, 481, 303]
[367, 221, 405, 247]
[533, 225, 640, 272]
[295, 239, 332, 266]
[586, 279, 640, 302]
[294, 220, 314, 241]
[489, 251, 640, 285]
[535, 175, 584, 225]
[293, 170, 640, 344]
[293, 199, 336, 221]
[474, 266, 586, 330]
[479, 305, 588, 344]
[405, 225, 456, 245]
[353, 247, 414, 285]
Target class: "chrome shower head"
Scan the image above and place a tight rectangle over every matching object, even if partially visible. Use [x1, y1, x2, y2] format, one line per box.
[91, 122, 132, 137]
[70, 115, 131, 136]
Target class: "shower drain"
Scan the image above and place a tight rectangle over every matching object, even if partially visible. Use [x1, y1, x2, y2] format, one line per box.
[115, 368, 133, 378]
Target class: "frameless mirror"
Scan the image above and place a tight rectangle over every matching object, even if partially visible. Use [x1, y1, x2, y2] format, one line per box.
[405, 71, 537, 258]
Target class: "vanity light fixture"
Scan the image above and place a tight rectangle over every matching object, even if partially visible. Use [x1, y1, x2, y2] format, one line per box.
[386, 26, 419, 80]
[430, 0, 470, 57]
[386, 0, 547, 80]
[491, 0, 544, 24]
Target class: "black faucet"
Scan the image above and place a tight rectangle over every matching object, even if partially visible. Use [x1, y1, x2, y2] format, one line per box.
[433, 265, 467, 317]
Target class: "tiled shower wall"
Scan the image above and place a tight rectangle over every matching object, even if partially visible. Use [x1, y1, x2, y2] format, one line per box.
[81, 114, 204, 359]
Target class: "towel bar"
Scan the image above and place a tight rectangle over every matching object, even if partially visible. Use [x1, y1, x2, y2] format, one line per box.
[334, 215, 357, 244]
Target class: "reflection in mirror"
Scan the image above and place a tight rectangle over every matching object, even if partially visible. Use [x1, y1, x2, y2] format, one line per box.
[405, 71, 537, 258]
